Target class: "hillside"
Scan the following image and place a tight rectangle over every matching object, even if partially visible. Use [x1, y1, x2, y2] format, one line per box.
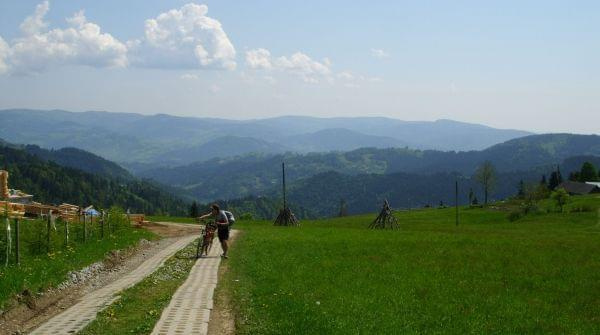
[0, 109, 531, 165]
[140, 134, 600, 203]
[0, 145, 187, 215]
[227, 196, 600, 333]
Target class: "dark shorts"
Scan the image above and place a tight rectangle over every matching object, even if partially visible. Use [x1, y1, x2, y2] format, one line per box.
[218, 228, 229, 241]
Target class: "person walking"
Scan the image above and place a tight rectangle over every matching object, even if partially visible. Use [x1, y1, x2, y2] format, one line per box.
[199, 204, 232, 258]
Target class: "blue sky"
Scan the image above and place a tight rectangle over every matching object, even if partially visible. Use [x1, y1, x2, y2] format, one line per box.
[0, 1, 598, 133]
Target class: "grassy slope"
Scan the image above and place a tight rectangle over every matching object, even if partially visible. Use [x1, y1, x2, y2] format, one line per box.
[224, 195, 600, 334]
[0, 219, 156, 309]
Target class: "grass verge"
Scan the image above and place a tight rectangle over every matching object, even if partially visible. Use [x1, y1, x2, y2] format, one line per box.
[225, 195, 600, 334]
[146, 215, 198, 224]
[79, 239, 199, 335]
[0, 218, 156, 309]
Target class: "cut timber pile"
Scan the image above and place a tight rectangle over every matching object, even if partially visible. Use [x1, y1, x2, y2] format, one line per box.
[0, 201, 25, 218]
[369, 199, 399, 229]
[274, 207, 299, 226]
[0, 170, 8, 199]
[58, 203, 80, 222]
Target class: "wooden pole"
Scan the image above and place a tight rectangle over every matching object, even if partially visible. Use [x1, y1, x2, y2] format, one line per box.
[64, 218, 69, 246]
[14, 218, 19, 265]
[82, 212, 87, 243]
[100, 210, 104, 238]
[455, 180, 459, 226]
[282, 162, 287, 210]
[47, 213, 51, 252]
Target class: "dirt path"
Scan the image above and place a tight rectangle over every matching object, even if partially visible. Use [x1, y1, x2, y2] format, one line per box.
[207, 232, 239, 335]
[0, 221, 200, 335]
[30, 234, 198, 335]
[152, 231, 238, 335]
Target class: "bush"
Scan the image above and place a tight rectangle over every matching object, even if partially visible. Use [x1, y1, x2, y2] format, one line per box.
[569, 204, 594, 213]
[507, 210, 523, 222]
[239, 213, 254, 221]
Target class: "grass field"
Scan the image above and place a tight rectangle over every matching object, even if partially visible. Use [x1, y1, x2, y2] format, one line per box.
[222, 195, 600, 334]
[0, 215, 156, 309]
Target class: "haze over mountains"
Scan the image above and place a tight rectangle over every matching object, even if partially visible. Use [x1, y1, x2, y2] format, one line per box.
[0, 108, 598, 218]
[0, 109, 531, 167]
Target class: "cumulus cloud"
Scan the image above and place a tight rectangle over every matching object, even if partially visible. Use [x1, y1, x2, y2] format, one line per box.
[245, 48, 332, 83]
[129, 3, 236, 70]
[0, 36, 10, 74]
[371, 48, 390, 59]
[6, 1, 127, 74]
[180, 73, 199, 80]
[245, 48, 272, 70]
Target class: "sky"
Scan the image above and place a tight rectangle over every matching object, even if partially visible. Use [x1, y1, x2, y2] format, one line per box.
[0, 0, 598, 134]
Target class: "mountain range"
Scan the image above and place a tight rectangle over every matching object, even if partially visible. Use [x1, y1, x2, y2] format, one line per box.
[0, 109, 531, 167]
[139, 133, 600, 202]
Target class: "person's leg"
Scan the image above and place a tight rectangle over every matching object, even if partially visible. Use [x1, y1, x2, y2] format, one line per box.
[218, 228, 230, 257]
[220, 240, 229, 256]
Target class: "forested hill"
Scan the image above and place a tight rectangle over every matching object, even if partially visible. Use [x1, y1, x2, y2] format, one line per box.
[0, 145, 188, 215]
[140, 133, 600, 202]
[0, 139, 132, 180]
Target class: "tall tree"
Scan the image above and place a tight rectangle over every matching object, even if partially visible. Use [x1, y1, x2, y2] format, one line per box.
[548, 171, 560, 190]
[475, 161, 497, 205]
[557, 165, 563, 184]
[189, 201, 199, 218]
[540, 175, 547, 186]
[517, 180, 525, 198]
[338, 199, 348, 217]
[580, 162, 599, 182]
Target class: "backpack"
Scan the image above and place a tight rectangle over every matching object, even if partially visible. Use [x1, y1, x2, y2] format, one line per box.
[224, 210, 235, 226]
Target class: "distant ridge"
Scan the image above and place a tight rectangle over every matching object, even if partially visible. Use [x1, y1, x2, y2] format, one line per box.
[0, 109, 532, 165]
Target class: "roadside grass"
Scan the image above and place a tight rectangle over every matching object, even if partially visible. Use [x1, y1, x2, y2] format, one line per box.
[0, 218, 156, 309]
[224, 195, 600, 334]
[79, 239, 199, 335]
[146, 215, 198, 224]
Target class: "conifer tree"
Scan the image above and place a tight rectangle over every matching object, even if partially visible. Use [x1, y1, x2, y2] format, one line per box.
[580, 162, 599, 182]
[189, 201, 199, 218]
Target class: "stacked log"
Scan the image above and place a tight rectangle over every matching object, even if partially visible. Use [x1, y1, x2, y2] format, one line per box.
[369, 199, 399, 229]
[0, 170, 8, 199]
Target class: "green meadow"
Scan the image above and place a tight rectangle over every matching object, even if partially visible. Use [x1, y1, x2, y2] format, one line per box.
[223, 195, 600, 334]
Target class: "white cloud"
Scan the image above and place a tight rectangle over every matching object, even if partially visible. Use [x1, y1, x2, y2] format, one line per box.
[245, 48, 332, 83]
[7, 1, 127, 74]
[19, 1, 49, 36]
[0, 36, 10, 74]
[209, 84, 220, 93]
[180, 73, 199, 80]
[371, 48, 390, 59]
[245, 48, 272, 70]
[337, 71, 354, 81]
[130, 3, 236, 70]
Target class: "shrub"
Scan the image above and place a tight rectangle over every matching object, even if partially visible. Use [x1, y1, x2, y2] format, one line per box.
[239, 213, 254, 221]
[507, 210, 523, 222]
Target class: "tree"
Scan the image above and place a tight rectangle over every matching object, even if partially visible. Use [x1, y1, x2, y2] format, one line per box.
[551, 188, 569, 212]
[517, 180, 525, 198]
[189, 201, 199, 218]
[580, 162, 599, 182]
[468, 188, 474, 204]
[548, 171, 560, 190]
[474, 161, 496, 205]
[338, 199, 348, 217]
[540, 175, 547, 187]
[569, 171, 580, 181]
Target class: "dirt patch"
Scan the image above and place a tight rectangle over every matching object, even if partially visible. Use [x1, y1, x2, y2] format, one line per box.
[144, 221, 201, 237]
[208, 231, 239, 335]
[0, 222, 198, 335]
